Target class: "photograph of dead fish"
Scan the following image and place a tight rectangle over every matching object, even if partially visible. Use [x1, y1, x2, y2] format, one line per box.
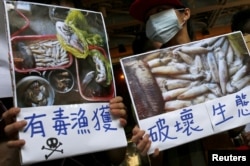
[6, 1, 114, 108]
[120, 31, 250, 120]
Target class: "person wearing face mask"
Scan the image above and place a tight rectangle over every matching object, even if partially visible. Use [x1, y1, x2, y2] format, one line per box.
[130, 0, 194, 47]
[129, 0, 244, 165]
[129, 1, 206, 166]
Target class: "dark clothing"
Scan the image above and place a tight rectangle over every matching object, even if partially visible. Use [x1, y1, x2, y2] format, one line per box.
[162, 140, 206, 166]
[31, 152, 111, 166]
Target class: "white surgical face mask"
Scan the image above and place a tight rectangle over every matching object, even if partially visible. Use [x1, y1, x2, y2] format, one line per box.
[146, 9, 183, 43]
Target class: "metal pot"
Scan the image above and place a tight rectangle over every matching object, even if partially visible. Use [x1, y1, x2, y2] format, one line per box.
[16, 76, 55, 107]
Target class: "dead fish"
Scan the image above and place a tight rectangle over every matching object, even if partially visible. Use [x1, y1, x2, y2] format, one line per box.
[215, 47, 228, 95]
[162, 87, 188, 101]
[69, 33, 85, 53]
[164, 79, 191, 90]
[164, 100, 192, 112]
[124, 61, 153, 119]
[177, 84, 209, 100]
[221, 38, 229, 54]
[151, 63, 188, 75]
[207, 52, 219, 83]
[194, 36, 219, 47]
[143, 51, 161, 62]
[204, 71, 212, 82]
[92, 55, 106, 83]
[82, 71, 95, 91]
[175, 51, 194, 65]
[155, 76, 168, 92]
[146, 57, 171, 68]
[226, 45, 235, 65]
[206, 93, 218, 100]
[189, 55, 203, 74]
[179, 46, 209, 55]
[231, 65, 248, 84]
[204, 83, 223, 97]
[56, 21, 84, 53]
[192, 95, 206, 105]
[126, 60, 164, 119]
[228, 59, 243, 76]
[226, 82, 237, 94]
[213, 36, 226, 49]
[232, 75, 250, 90]
[170, 73, 205, 81]
[17, 42, 36, 69]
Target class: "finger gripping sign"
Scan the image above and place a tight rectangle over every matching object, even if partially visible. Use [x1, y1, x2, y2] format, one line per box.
[3, 1, 126, 164]
[120, 31, 250, 154]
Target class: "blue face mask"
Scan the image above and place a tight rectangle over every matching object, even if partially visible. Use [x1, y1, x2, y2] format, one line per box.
[146, 9, 183, 43]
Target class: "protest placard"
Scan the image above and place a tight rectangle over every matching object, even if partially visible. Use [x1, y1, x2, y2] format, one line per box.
[3, 1, 127, 164]
[120, 31, 250, 154]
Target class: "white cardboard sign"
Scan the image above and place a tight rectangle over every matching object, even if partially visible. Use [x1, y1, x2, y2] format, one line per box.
[3, 1, 127, 164]
[120, 31, 250, 154]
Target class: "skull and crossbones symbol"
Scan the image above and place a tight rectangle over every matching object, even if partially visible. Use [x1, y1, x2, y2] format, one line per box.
[41, 137, 63, 159]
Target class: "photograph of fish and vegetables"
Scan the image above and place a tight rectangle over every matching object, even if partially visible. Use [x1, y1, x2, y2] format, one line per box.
[5, 1, 114, 108]
[121, 32, 250, 120]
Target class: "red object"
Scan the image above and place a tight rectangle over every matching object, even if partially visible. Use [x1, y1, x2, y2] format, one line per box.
[11, 9, 30, 37]
[236, 145, 250, 150]
[129, 0, 185, 22]
[75, 45, 115, 101]
[11, 34, 73, 73]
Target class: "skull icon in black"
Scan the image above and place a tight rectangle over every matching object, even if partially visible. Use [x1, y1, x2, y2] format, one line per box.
[42, 137, 63, 159]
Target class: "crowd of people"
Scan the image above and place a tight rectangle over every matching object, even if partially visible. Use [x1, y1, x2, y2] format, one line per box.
[1, 0, 250, 166]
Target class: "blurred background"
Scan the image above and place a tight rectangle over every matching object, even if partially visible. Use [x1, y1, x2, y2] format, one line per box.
[11, 0, 250, 61]
[2, 1, 250, 165]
